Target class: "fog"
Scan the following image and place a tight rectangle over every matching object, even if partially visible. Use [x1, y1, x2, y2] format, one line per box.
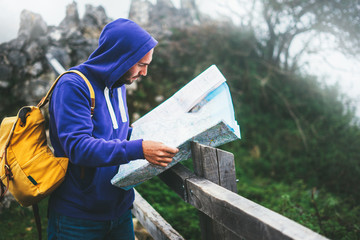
[0, 0, 358, 117]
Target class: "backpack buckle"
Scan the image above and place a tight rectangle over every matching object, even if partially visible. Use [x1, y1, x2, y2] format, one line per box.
[19, 107, 32, 127]
[4, 164, 13, 180]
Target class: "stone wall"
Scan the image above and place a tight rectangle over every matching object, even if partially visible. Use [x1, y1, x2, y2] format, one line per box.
[0, 2, 111, 112]
[0, 0, 200, 117]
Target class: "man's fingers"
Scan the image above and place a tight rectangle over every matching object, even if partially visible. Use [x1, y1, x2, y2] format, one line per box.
[157, 157, 174, 166]
[157, 144, 178, 155]
[157, 162, 169, 167]
[149, 160, 171, 167]
[159, 151, 178, 158]
[142, 140, 180, 167]
[151, 156, 173, 163]
[164, 146, 179, 154]
[150, 155, 174, 167]
[159, 157, 174, 163]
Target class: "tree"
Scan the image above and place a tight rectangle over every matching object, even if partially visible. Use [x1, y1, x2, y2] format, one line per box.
[225, 0, 360, 71]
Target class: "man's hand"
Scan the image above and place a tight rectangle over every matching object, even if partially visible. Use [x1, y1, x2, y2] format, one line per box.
[142, 140, 179, 167]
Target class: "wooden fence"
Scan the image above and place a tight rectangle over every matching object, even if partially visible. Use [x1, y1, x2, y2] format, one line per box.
[132, 142, 328, 240]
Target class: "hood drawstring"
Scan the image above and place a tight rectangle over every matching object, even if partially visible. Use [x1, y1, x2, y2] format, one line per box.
[104, 87, 119, 129]
[117, 88, 128, 123]
[104, 87, 128, 129]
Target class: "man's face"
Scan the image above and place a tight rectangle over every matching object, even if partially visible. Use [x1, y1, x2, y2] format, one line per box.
[119, 49, 154, 85]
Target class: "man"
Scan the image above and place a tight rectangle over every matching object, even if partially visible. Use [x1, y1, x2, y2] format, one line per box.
[47, 18, 178, 239]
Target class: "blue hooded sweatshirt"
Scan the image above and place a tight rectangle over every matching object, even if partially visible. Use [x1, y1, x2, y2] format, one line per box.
[48, 18, 158, 220]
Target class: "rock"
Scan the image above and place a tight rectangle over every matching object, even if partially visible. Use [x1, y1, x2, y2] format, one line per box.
[26, 61, 43, 77]
[70, 39, 97, 64]
[81, 4, 112, 39]
[22, 73, 55, 105]
[0, 64, 12, 88]
[8, 35, 27, 50]
[129, 0, 153, 26]
[37, 36, 50, 48]
[129, 0, 201, 39]
[59, 1, 80, 30]
[48, 28, 63, 43]
[47, 46, 71, 69]
[64, 28, 86, 46]
[82, 4, 110, 28]
[25, 41, 43, 62]
[8, 49, 27, 68]
[18, 10, 48, 41]
[0, 0, 203, 117]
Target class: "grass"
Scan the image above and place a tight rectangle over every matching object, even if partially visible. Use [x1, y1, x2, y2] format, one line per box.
[1, 160, 359, 240]
[0, 197, 48, 240]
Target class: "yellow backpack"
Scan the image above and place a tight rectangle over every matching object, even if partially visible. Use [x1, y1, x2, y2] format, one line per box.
[0, 70, 95, 206]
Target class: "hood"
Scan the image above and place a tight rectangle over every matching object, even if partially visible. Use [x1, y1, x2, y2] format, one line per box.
[73, 18, 158, 88]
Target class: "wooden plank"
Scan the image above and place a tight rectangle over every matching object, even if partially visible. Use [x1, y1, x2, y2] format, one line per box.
[217, 148, 237, 193]
[185, 177, 328, 240]
[214, 148, 240, 239]
[199, 144, 219, 184]
[190, 141, 203, 177]
[191, 142, 240, 240]
[159, 163, 196, 201]
[159, 161, 328, 239]
[132, 189, 185, 240]
[191, 142, 218, 240]
[190, 142, 221, 183]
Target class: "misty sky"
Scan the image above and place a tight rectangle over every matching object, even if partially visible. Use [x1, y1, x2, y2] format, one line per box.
[0, 0, 359, 117]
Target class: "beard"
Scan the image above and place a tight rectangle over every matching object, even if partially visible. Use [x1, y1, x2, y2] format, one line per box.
[114, 73, 140, 87]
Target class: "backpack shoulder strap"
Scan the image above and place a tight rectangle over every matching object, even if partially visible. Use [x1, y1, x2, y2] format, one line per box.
[37, 70, 95, 116]
[69, 70, 95, 117]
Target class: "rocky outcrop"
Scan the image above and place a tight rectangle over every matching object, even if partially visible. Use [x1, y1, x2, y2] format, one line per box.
[0, 0, 202, 117]
[129, 0, 200, 38]
[0, 2, 111, 111]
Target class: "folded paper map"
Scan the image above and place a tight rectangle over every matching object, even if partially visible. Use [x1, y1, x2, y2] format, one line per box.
[111, 65, 241, 190]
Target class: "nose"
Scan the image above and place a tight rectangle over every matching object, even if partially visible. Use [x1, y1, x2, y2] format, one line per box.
[140, 66, 148, 76]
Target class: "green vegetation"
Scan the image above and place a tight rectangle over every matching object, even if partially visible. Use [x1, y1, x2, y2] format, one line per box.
[130, 22, 360, 239]
[0, 198, 48, 240]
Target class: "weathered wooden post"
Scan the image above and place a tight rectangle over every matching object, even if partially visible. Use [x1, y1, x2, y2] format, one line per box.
[159, 143, 329, 240]
[191, 141, 241, 240]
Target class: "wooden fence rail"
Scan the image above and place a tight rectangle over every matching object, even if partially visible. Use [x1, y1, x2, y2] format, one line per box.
[133, 142, 328, 240]
[132, 189, 184, 240]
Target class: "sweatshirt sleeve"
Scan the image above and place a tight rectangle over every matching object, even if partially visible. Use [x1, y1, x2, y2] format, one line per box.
[50, 76, 144, 167]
